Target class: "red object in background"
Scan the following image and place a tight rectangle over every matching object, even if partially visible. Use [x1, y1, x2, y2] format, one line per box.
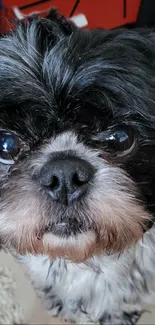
[0, 0, 142, 34]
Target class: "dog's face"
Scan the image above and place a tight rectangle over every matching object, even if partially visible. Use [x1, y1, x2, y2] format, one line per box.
[0, 14, 154, 262]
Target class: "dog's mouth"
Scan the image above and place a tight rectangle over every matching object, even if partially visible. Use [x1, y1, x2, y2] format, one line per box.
[44, 221, 79, 237]
[43, 219, 90, 237]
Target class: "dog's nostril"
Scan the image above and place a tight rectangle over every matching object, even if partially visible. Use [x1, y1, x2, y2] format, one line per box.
[72, 172, 88, 186]
[50, 175, 59, 190]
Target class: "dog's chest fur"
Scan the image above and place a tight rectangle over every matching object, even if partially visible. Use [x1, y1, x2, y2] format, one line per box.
[17, 226, 155, 323]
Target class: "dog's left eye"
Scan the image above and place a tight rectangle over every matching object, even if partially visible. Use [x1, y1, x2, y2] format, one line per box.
[0, 131, 20, 165]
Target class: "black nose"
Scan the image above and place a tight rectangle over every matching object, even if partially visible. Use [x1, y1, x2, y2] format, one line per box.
[39, 154, 94, 205]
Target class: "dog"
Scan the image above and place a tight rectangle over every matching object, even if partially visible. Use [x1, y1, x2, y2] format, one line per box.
[0, 10, 155, 324]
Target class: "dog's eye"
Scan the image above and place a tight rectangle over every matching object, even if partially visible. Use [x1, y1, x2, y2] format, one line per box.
[94, 126, 135, 154]
[0, 131, 20, 165]
[105, 127, 135, 153]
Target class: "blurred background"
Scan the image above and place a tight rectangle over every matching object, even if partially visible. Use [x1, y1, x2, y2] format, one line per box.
[0, 0, 154, 35]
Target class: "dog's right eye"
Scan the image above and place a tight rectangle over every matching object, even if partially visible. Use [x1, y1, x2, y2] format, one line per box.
[0, 131, 20, 165]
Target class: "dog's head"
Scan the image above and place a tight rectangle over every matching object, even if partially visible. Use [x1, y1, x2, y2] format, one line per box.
[0, 12, 154, 262]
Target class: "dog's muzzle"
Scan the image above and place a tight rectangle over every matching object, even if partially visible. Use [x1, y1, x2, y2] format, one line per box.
[38, 151, 95, 236]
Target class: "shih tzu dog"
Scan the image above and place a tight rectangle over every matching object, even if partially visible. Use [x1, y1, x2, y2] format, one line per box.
[0, 9, 155, 324]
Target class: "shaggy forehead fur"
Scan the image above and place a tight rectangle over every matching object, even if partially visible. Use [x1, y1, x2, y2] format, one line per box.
[0, 17, 155, 138]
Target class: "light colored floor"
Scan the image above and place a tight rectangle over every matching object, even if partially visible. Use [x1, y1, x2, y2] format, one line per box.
[0, 251, 62, 324]
[0, 251, 155, 324]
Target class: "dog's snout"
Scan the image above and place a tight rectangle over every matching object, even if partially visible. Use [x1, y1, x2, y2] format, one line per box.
[39, 155, 94, 204]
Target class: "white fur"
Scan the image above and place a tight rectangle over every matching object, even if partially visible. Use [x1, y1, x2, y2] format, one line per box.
[16, 226, 155, 323]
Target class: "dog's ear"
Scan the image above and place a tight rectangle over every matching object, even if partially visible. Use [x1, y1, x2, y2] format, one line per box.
[45, 8, 74, 35]
[15, 9, 74, 56]
[0, 9, 75, 98]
